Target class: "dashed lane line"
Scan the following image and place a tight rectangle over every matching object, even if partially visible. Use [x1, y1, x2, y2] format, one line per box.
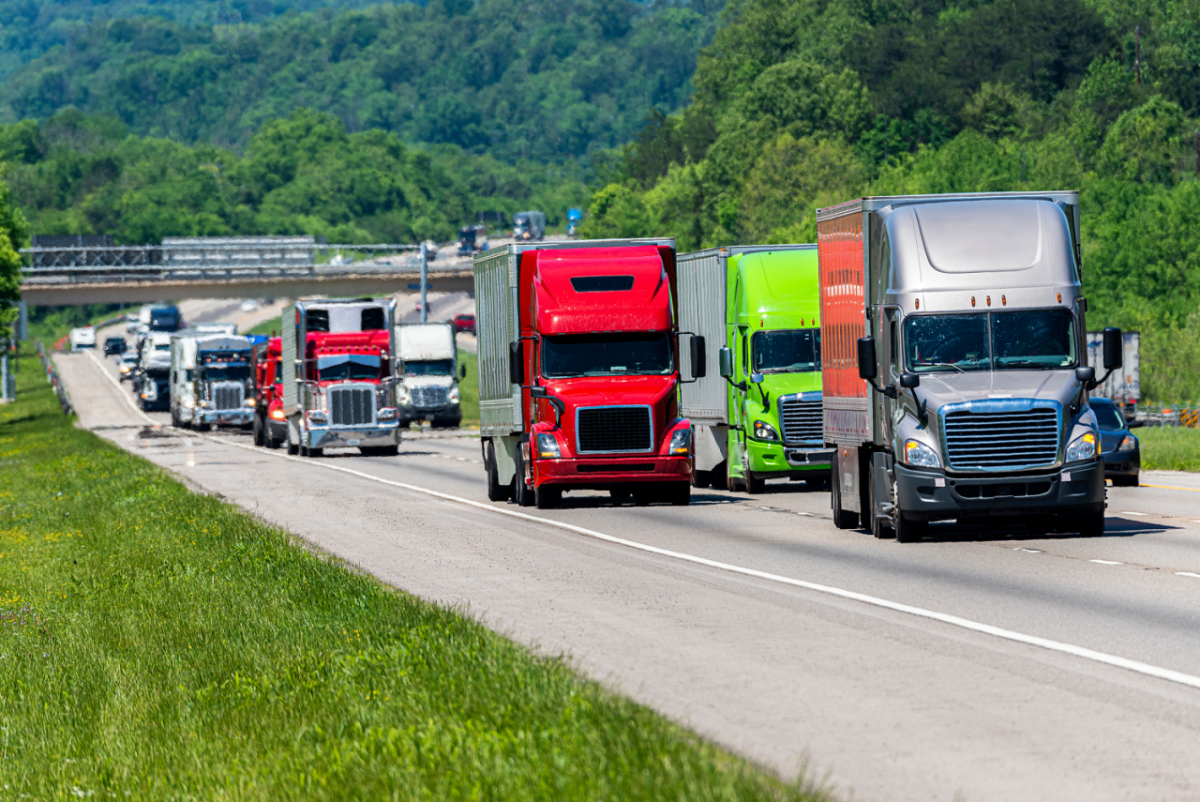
[193, 433, 1200, 693]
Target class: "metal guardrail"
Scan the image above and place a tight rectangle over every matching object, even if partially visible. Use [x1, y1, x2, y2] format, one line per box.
[36, 341, 72, 415]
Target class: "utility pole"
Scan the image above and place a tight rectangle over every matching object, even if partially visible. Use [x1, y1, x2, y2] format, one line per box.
[419, 242, 428, 324]
[1135, 27, 1142, 86]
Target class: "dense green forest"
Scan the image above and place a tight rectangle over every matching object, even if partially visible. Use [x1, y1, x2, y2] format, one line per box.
[579, 0, 1200, 401]
[0, 107, 587, 242]
[0, 0, 721, 161]
[0, 0, 394, 82]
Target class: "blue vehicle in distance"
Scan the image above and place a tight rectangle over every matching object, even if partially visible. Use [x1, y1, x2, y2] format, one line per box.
[1091, 396, 1142, 487]
[567, 208, 583, 238]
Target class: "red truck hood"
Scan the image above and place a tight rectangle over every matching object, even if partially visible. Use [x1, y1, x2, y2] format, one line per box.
[536, 374, 679, 455]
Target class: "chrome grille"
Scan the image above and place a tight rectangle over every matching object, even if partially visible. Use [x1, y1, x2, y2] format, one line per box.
[412, 385, 448, 409]
[329, 385, 375, 426]
[779, 397, 822, 444]
[943, 408, 1059, 470]
[212, 382, 243, 411]
[577, 406, 652, 453]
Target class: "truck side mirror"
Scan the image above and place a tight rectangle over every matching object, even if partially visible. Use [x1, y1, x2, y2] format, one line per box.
[1128, 419, 1144, 429]
[857, 337, 877, 381]
[899, 372, 920, 389]
[690, 336, 706, 379]
[509, 341, 523, 385]
[718, 347, 733, 378]
[461, 363, 467, 379]
[1075, 366, 1095, 384]
[1103, 327, 1123, 370]
[749, 372, 764, 384]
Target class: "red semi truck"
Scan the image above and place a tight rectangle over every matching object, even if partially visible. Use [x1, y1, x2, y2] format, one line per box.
[474, 238, 696, 508]
[252, 336, 286, 448]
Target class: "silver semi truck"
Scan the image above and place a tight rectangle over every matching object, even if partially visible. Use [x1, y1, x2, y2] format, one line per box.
[396, 322, 464, 427]
[169, 333, 255, 429]
[817, 191, 1123, 542]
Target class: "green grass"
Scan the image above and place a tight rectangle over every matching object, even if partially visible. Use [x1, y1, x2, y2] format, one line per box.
[459, 348, 479, 427]
[0, 344, 828, 801]
[1137, 425, 1200, 471]
[244, 316, 280, 337]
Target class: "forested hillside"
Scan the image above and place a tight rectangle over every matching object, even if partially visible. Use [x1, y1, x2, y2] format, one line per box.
[581, 0, 1200, 400]
[0, 108, 586, 243]
[0, 0, 721, 161]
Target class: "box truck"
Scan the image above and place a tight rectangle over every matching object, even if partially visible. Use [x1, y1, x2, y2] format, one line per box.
[397, 322, 464, 427]
[817, 191, 1123, 541]
[474, 239, 694, 508]
[677, 245, 831, 492]
[280, 299, 401, 457]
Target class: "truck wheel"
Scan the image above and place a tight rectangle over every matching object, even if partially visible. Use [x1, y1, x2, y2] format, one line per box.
[746, 473, 766, 494]
[266, 432, 281, 449]
[253, 415, 264, 446]
[894, 511, 927, 543]
[830, 452, 860, 530]
[1077, 510, 1105, 537]
[711, 460, 728, 490]
[514, 451, 534, 507]
[692, 470, 712, 489]
[868, 467, 894, 540]
[535, 484, 561, 509]
[667, 483, 691, 506]
[485, 441, 511, 503]
[287, 439, 299, 456]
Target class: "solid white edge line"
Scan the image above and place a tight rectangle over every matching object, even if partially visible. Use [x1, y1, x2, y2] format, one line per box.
[84, 349, 158, 426]
[195, 433, 1200, 693]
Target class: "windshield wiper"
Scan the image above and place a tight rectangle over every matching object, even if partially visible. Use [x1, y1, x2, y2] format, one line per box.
[916, 362, 968, 373]
[997, 360, 1061, 370]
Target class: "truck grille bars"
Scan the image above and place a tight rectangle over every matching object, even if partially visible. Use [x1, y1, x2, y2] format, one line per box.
[778, 396, 823, 444]
[943, 408, 1060, 470]
[212, 382, 244, 412]
[329, 386, 375, 426]
[412, 386, 448, 409]
[576, 406, 653, 453]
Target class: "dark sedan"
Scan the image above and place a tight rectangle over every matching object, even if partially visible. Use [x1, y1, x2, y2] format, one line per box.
[103, 336, 127, 356]
[1092, 397, 1142, 487]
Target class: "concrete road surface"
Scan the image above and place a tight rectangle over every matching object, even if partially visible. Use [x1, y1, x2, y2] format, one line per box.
[53, 350, 1200, 802]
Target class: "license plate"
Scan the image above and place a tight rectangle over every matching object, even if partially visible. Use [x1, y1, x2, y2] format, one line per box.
[347, 439, 360, 446]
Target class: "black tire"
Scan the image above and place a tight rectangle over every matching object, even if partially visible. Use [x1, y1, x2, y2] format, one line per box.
[726, 467, 743, 493]
[253, 414, 264, 446]
[514, 450, 534, 507]
[894, 511, 928, 543]
[266, 433, 281, 449]
[1112, 475, 1139, 487]
[868, 465, 894, 540]
[692, 470, 712, 489]
[1027, 515, 1053, 536]
[287, 438, 299, 455]
[830, 452, 860, 530]
[535, 483, 562, 509]
[711, 460, 728, 491]
[609, 489, 631, 503]
[633, 489, 656, 506]
[746, 473, 766, 494]
[309, 447, 323, 458]
[1077, 510, 1105, 537]
[485, 441, 511, 502]
[667, 482, 691, 506]
[805, 477, 829, 489]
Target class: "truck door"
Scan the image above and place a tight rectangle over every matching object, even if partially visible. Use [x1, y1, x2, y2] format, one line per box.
[882, 309, 902, 447]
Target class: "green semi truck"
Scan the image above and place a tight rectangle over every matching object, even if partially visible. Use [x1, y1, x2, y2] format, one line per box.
[677, 245, 832, 492]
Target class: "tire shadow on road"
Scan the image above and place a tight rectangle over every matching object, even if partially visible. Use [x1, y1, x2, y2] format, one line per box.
[924, 515, 1178, 543]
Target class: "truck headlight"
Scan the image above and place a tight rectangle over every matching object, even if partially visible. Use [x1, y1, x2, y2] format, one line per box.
[183, 398, 194, 409]
[904, 439, 941, 468]
[669, 428, 691, 455]
[397, 386, 410, 405]
[308, 410, 328, 424]
[536, 433, 561, 459]
[245, 398, 256, 407]
[199, 400, 209, 408]
[270, 408, 285, 421]
[448, 386, 461, 404]
[119, 364, 130, 374]
[752, 421, 778, 441]
[1066, 432, 1098, 462]
[377, 407, 398, 422]
[1118, 434, 1138, 452]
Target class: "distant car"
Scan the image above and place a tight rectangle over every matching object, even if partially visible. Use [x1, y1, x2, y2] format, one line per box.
[69, 327, 96, 351]
[1092, 396, 1143, 487]
[103, 336, 127, 356]
[240, 299, 258, 312]
[453, 314, 476, 335]
[118, 352, 138, 382]
[125, 314, 139, 333]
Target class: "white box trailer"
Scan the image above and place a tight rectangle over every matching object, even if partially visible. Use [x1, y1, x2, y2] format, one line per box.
[1087, 330, 1139, 406]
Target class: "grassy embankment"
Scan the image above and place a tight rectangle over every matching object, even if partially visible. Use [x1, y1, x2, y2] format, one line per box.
[0, 345, 825, 799]
[1137, 426, 1200, 472]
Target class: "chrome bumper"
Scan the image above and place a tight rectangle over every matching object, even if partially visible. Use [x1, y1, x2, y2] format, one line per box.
[306, 423, 400, 449]
[197, 409, 254, 425]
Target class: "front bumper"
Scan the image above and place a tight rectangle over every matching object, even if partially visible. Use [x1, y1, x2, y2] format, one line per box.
[197, 408, 254, 426]
[895, 460, 1105, 523]
[533, 455, 691, 488]
[400, 403, 461, 423]
[1102, 449, 1140, 477]
[747, 439, 833, 476]
[306, 423, 400, 449]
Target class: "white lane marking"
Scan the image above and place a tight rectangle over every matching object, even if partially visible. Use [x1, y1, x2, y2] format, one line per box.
[200, 435, 1200, 692]
[1014, 548, 1042, 553]
[85, 350, 158, 426]
[1090, 559, 1124, 566]
[1177, 572, 1200, 579]
[1121, 511, 1148, 517]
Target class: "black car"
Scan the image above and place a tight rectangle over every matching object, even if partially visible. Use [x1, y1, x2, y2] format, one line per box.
[1092, 397, 1142, 487]
[103, 336, 127, 356]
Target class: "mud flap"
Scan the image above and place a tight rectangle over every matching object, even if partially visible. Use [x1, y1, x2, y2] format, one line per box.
[837, 445, 860, 513]
[494, 434, 519, 486]
[872, 451, 896, 526]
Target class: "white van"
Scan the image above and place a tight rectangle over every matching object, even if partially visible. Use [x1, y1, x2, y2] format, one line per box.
[69, 327, 96, 351]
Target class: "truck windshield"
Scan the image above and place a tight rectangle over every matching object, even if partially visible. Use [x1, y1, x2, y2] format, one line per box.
[542, 333, 673, 378]
[752, 329, 821, 373]
[203, 364, 250, 382]
[404, 359, 454, 376]
[318, 354, 381, 381]
[146, 368, 169, 380]
[904, 309, 1076, 373]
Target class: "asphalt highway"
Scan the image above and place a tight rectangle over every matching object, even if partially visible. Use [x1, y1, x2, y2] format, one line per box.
[53, 347, 1200, 802]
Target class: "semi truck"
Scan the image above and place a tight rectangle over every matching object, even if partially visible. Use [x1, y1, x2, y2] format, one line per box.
[169, 333, 255, 429]
[252, 337, 286, 448]
[512, 211, 546, 242]
[397, 322, 464, 427]
[281, 299, 401, 457]
[677, 245, 831, 493]
[136, 332, 173, 411]
[474, 238, 694, 509]
[817, 191, 1123, 541]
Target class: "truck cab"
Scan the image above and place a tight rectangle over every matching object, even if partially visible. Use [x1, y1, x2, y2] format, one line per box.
[475, 239, 693, 508]
[252, 337, 286, 448]
[137, 332, 173, 411]
[281, 299, 401, 457]
[397, 322, 463, 428]
[169, 334, 255, 429]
